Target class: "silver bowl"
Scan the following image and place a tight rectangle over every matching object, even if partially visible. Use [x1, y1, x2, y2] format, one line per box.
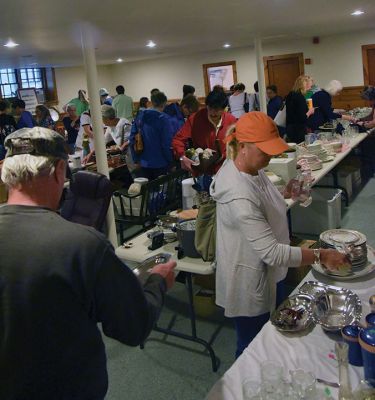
[271, 294, 316, 332]
[133, 253, 171, 284]
[299, 281, 327, 298]
[311, 287, 362, 331]
[299, 281, 362, 331]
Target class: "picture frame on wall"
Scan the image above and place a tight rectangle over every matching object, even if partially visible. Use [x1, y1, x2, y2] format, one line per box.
[202, 61, 237, 95]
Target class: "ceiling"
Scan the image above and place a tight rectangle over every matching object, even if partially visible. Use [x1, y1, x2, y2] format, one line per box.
[0, 0, 374, 68]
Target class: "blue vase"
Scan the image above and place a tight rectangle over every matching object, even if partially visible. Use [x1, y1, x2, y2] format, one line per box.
[359, 327, 375, 387]
[365, 313, 375, 327]
[341, 325, 363, 366]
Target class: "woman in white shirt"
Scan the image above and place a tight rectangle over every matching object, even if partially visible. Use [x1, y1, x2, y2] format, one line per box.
[210, 112, 349, 358]
[229, 83, 249, 119]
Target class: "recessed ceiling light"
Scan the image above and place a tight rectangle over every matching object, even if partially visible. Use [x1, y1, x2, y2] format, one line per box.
[146, 40, 156, 48]
[4, 39, 19, 48]
[351, 10, 364, 15]
[116, 58, 123, 63]
[223, 43, 231, 48]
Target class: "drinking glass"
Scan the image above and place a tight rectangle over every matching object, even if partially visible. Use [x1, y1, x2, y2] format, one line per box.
[261, 360, 283, 394]
[242, 379, 261, 400]
[290, 369, 317, 399]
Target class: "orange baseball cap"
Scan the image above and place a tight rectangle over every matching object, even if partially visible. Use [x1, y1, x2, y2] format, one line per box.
[224, 111, 289, 155]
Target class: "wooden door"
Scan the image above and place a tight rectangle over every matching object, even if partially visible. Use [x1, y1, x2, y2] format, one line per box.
[263, 53, 304, 98]
[362, 44, 375, 86]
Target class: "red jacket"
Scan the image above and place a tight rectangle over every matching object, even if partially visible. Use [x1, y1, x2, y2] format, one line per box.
[172, 108, 236, 172]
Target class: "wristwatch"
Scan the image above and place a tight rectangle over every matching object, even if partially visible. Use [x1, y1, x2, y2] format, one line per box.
[313, 248, 321, 265]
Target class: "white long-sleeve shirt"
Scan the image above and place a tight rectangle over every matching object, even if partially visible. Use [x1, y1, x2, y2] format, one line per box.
[210, 159, 302, 317]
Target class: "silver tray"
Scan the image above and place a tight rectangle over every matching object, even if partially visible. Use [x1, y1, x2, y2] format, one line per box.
[133, 253, 171, 284]
[271, 294, 315, 332]
[312, 245, 375, 280]
[299, 281, 362, 332]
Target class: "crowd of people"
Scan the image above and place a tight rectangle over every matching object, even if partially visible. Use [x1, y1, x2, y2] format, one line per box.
[0, 99, 57, 159]
[1, 77, 375, 398]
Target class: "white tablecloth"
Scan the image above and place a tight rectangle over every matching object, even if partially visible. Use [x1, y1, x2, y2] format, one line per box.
[115, 229, 214, 275]
[206, 268, 375, 400]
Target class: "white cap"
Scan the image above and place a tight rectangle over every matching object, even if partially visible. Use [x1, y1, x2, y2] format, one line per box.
[99, 88, 109, 96]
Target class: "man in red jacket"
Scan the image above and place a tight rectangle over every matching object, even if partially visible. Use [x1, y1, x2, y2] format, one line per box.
[172, 90, 236, 174]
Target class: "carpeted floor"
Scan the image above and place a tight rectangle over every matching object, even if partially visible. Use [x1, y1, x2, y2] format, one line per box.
[104, 176, 375, 400]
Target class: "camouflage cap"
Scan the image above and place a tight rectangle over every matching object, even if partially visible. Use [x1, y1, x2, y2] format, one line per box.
[4, 127, 68, 160]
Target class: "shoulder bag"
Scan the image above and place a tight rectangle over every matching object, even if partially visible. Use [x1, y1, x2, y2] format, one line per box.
[194, 199, 217, 262]
[274, 102, 287, 128]
[134, 118, 144, 155]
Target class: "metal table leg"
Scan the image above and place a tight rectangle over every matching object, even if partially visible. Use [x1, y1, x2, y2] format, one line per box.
[143, 272, 220, 372]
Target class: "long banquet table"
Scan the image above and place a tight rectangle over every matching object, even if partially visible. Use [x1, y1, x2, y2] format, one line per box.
[114, 132, 370, 374]
[285, 132, 368, 210]
[206, 267, 375, 399]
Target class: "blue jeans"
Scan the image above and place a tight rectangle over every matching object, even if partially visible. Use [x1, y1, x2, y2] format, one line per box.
[232, 279, 286, 358]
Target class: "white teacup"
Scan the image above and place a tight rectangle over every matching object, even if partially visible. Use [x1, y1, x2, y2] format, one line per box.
[70, 155, 81, 169]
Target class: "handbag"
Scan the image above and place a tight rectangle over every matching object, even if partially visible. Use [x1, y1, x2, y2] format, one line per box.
[194, 199, 216, 262]
[274, 102, 287, 128]
[134, 119, 144, 155]
[243, 92, 249, 113]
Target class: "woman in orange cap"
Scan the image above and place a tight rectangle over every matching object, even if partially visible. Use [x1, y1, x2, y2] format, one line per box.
[210, 112, 349, 357]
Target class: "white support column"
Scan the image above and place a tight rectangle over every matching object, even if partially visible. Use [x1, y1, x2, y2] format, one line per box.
[254, 37, 267, 114]
[80, 24, 118, 247]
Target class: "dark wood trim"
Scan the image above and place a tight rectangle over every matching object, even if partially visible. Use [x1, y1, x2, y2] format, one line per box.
[263, 52, 304, 87]
[202, 60, 237, 96]
[362, 44, 375, 86]
[332, 85, 367, 110]
[43, 67, 58, 105]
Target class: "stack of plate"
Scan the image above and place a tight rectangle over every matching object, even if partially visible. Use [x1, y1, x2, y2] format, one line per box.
[320, 229, 368, 270]
[323, 141, 342, 154]
[306, 142, 334, 163]
[298, 153, 323, 170]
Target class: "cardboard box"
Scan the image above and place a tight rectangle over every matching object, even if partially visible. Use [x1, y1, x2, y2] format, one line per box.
[286, 238, 316, 287]
[267, 157, 297, 183]
[194, 290, 217, 317]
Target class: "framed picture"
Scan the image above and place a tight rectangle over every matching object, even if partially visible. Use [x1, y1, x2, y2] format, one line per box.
[18, 88, 39, 113]
[202, 61, 237, 95]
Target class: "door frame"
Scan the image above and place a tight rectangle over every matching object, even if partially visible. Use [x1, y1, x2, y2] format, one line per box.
[263, 52, 305, 86]
[362, 44, 375, 85]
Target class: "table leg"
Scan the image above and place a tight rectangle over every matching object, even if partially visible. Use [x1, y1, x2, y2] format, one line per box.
[146, 272, 220, 372]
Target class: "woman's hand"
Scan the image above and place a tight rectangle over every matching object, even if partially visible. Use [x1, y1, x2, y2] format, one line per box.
[82, 151, 95, 165]
[320, 249, 351, 271]
[306, 108, 315, 117]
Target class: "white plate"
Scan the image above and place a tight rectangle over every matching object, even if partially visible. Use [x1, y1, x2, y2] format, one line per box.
[322, 156, 335, 163]
[312, 245, 375, 281]
[320, 229, 367, 246]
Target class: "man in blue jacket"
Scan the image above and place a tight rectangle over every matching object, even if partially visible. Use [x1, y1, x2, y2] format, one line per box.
[11, 99, 35, 129]
[130, 92, 175, 180]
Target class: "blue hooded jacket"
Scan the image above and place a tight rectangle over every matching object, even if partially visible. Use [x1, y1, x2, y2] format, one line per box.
[130, 109, 174, 169]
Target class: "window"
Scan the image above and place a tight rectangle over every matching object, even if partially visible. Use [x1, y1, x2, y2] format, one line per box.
[0, 69, 19, 98]
[19, 68, 43, 89]
[0, 67, 57, 105]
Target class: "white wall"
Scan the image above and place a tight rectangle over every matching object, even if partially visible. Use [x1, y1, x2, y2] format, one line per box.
[54, 29, 375, 103]
[54, 65, 114, 111]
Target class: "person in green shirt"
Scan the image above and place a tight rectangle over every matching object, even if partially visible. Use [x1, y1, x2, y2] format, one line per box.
[66, 89, 89, 116]
[112, 85, 134, 121]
